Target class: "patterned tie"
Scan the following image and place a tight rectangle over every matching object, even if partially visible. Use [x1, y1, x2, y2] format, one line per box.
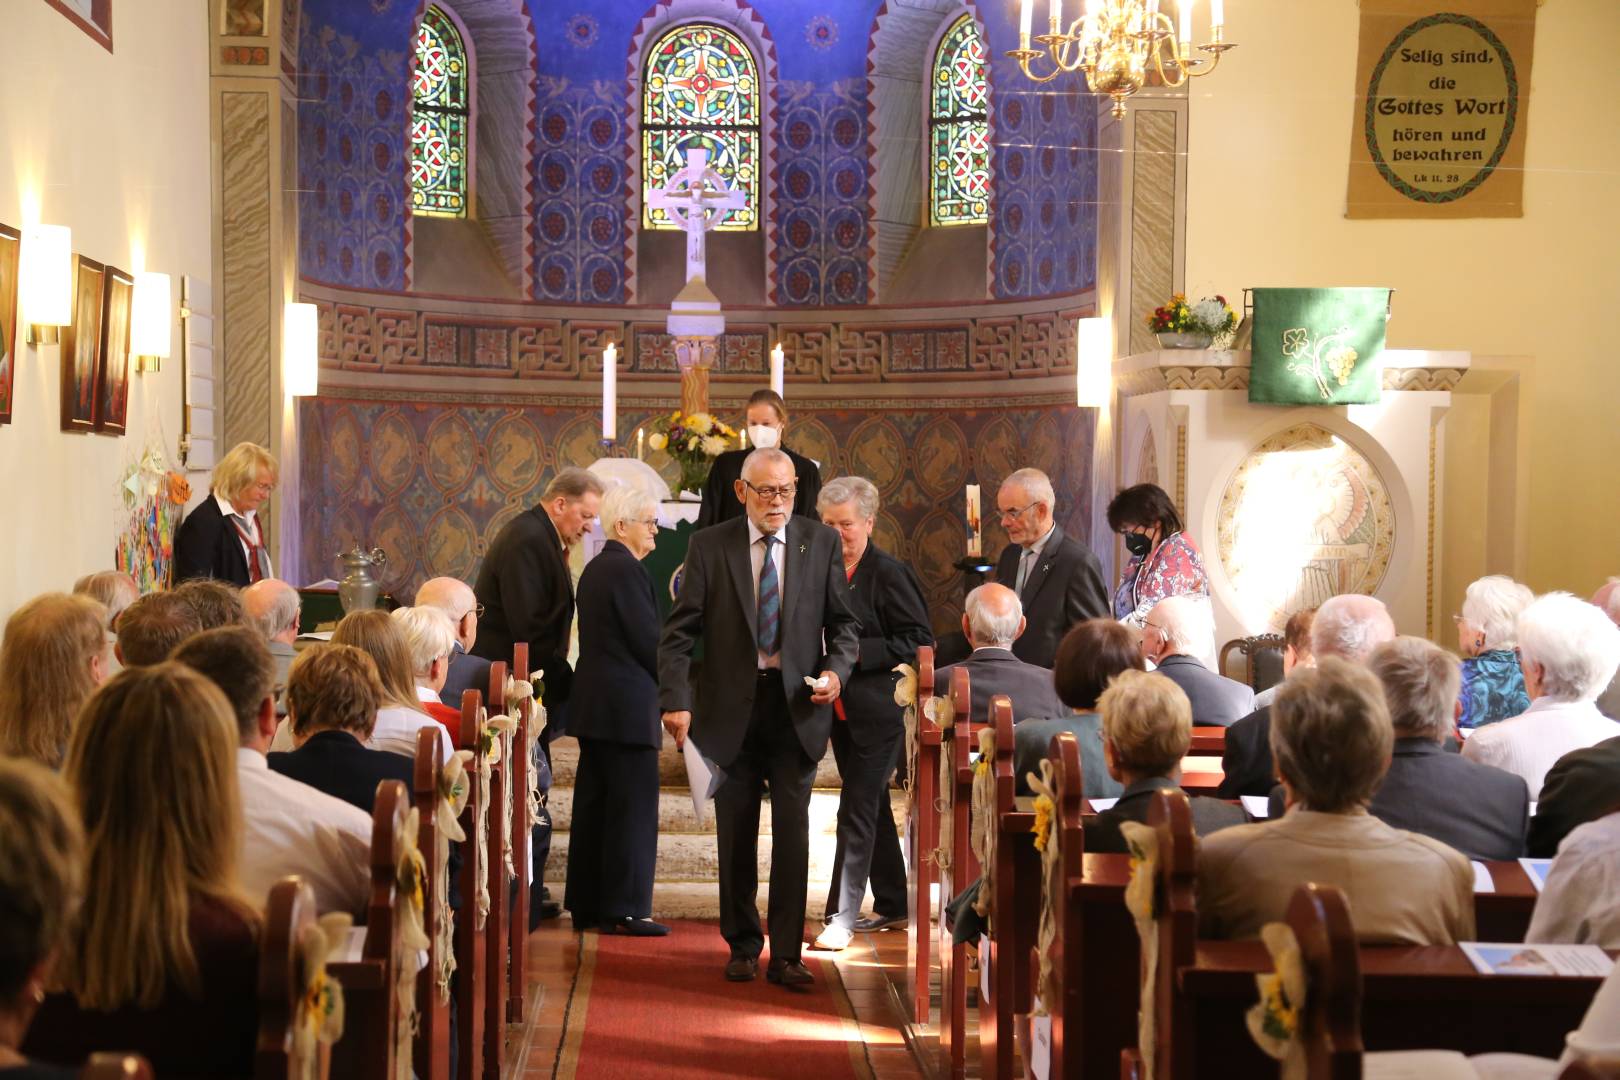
[757, 534, 781, 656]
[229, 514, 271, 583]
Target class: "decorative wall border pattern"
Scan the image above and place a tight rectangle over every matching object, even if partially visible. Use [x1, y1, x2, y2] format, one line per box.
[1116, 363, 1470, 397]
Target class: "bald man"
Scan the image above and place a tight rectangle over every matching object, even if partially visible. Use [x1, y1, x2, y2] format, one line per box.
[243, 578, 301, 715]
[417, 576, 492, 708]
[934, 583, 1066, 728]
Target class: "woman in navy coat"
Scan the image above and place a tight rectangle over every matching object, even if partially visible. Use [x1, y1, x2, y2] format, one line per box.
[563, 485, 668, 936]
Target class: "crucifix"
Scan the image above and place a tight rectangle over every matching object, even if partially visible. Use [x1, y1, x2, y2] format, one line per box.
[646, 147, 747, 286]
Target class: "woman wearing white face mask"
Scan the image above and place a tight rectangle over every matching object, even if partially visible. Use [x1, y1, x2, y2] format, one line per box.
[695, 389, 823, 527]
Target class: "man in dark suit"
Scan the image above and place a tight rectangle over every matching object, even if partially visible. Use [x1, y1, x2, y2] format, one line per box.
[993, 468, 1108, 668]
[659, 448, 859, 987]
[417, 576, 492, 708]
[1527, 735, 1620, 856]
[1142, 596, 1255, 727]
[174, 441, 279, 586]
[812, 477, 934, 952]
[936, 583, 1067, 729]
[696, 389, 822, 528]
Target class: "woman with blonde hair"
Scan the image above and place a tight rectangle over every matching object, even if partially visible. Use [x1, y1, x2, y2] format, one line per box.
[174, 440, 279, 586]
[23, 662, 259, 1077]
[0, 593, 109, 767]
[334, 608, 455, 761]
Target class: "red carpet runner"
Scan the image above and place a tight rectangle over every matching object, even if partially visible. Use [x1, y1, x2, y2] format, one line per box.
[553, 919, 870, 1079]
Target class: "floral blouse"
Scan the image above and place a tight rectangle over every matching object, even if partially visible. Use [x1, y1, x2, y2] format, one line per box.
[1113, 531, 1210, 627]
[1458, 648, 1531, 730]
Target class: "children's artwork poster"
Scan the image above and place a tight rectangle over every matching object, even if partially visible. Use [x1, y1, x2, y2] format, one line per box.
[114, 446, 188, 592]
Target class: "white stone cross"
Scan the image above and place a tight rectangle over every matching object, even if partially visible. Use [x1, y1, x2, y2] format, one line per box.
[646, 148, 747, 285]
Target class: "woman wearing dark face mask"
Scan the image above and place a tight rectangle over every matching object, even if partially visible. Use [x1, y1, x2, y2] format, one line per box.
[694, 389, 823, 528]
[1106, 483, 1209, 628]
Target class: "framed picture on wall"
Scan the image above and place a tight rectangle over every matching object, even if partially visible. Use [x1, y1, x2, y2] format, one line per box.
[60, 255, 104, 433]
[96, 265, 133, 436]
[0, 224, 19, 427]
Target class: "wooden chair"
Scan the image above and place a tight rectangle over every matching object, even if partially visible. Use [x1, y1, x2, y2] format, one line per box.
[482, 663, 512, 1080]
[936, 666, 979, 1080]
[905, 645, 939, 1026]
[1218, 634, 1285, 694]
[413, 726, 450, 1080]
[508, 642, 533, 1025]
[454, 690, 487, 1080]
[82, 1055, 154, 1079]
[255, 877, 321, 1080]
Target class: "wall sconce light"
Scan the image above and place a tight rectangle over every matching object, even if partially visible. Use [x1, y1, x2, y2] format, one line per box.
[19, 224, 72, 345]
[129, 271, 172, 373]
[1075, 316, 1113, 408]
[283, 302, 319, 397]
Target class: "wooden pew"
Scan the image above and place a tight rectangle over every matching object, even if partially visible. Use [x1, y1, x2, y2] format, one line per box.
[1188, 727, 1225, 755]
[454, 690, 487, 1080]
[483, 664, 512, 1080]
[413, 726, 450, 1080]
[936, 666, 979, 1079]
[905, 645, 939, 1027]
[508, 642, 533, 1025]
[256, 877, 321, 1080]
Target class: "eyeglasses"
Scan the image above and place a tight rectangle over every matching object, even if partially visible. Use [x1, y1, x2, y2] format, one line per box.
[633, 517, 660, 529]
[998, 503, 1035, 522]
[463, 603, 485, 620]
[744, 481, 797, 503]
[1143, 621, 1166, 635]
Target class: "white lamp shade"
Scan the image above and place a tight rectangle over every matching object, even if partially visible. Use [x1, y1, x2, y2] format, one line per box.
[129, 271, 172, 359]
[19, 224, 72, 328]
[1075, 316, 1113, 408]
[283, 302, 319, 397]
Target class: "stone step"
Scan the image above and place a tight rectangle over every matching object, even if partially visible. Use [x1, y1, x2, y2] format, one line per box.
[547, 732, 845, 790]
[547, 785, 906, 835]
[644, 881, 837, 923]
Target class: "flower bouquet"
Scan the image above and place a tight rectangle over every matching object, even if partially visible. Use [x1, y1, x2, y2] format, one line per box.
[646, 410, 739, 495]
[1146, 293, 1239, 349]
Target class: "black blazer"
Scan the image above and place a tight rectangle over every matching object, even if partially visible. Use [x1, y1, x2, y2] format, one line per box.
[1527, 734, 1620, 857]
[658, 514, 860, 767]
[1368, 738, 1529, 861]
[174, 496, 254, 586]
[994, 523, 1109, 668]
[571, 541, 662, 748]
[1217, 704, 1274, 798]
[438, 642, 492, 708]
[838, 543, 934, 748]
[472, 507, 574, 704]
[936, 648, 1068, 729]
[1085, 775, 1249, 855]
[1153, 654, 1256, 728]
[268, 730, 415, 814]
[696, 446, 822, 529]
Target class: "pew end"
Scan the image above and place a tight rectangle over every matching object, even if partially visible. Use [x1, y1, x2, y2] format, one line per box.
[255, 877, 324, 1080]
[82, 1055, 154, 1079]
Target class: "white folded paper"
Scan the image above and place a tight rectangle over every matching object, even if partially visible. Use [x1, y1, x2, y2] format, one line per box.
[682, 736, 724, 824]
[1088, 797, 1119, 812]
[1240, 795, 1271, 819]
[1461, 942, 1614, 977]
[1471, 861, 1495, 894]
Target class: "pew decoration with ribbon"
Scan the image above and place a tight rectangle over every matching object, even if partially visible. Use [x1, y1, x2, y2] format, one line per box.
[1247, 922, 1308, 1080]
[393, 808, 431, 1074]
[488, 690, 521, 883]
[471, 706, 509, 929]
[894, 663, 919, 810]
[1028, 758, 1061, 1017]
[510, 674, 547, 845]
[925, 692, 957, 870]
[292, 911, 353, 1076]
[969, 725, 999, 922]
[1119, 820, 1162, 1080]
[433, 749, 471, 1003]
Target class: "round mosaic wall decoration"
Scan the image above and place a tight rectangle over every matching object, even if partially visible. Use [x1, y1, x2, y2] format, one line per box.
[805, 15, 838, 51]
[1216, 423, 1396, 633]
[565, 14, 599, 50]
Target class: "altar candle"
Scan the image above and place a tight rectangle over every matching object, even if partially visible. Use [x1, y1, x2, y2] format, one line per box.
[1179, 0, 1193, 43]
[1019, 0, 1033, 40]
[602, 342, 617, 441]
[965, 484, 982, 558]
[770, 343, 785, 398]
[636, 427, 645, 460]
[740, 426, 748, 450]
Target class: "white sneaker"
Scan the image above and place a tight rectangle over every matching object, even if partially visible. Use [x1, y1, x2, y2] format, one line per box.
[812, 925, 853, 951]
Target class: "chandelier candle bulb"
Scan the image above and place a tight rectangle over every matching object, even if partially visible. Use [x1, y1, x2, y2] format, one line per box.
[1210, 0, 1223, 28]
[770, 343, 784, 398]
[1050, 0, 1062, 30]
[602, 342, 617, 441]
[1179, 0, 1193, 45]
[1020, 0, 1033, 41]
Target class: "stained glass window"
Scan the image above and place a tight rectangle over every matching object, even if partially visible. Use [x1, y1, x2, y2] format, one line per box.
[641, 23, 760, 231]
[930, 14, 989, 227]
[410, 6, 469, 218]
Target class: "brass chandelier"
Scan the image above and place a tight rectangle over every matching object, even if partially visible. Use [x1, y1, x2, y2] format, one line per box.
[1007, 0, 1235, 118]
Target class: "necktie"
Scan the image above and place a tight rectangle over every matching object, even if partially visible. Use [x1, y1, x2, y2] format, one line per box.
[229, 514, 270, 583]
[1015, 547, 1036, 595]
[757, 534, 781, 657]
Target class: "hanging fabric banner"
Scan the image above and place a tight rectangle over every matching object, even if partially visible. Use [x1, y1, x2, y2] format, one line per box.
[1346, 0, 1538, 219]
[1248, 288, 1391, 406]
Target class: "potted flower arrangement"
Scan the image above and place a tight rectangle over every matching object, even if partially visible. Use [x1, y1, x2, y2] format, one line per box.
[1146, 293, 1239, 349]
[645, 410, 738, 495]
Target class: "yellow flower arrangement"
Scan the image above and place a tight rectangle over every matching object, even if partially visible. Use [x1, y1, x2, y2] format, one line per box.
[1255, 972, 1299, 1042]
[645, 409, 741, 494]
[1031, 793, 1054, 852]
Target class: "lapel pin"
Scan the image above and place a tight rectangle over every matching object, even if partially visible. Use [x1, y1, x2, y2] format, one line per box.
[799, 543, 807, 554]
[1042, 563, 1051, 573]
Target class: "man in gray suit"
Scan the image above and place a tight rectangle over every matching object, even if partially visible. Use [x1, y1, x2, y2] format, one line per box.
[936, 583, 1066, 727]
[1142, 595, 1254, 728]
[992, 468, 1109, 668]
[659, 449, 860, 988]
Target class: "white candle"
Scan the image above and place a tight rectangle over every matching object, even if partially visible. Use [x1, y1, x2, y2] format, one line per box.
[1020, 0, 1033, 40]
[601, 342, 617, 441]
[636, 427, 644, 460]
[1049, 0, 1062, 31]
[1210, 0, 1223, 28]
[965, 484, 982, 558]
[1179, 0, 1193, 43]
[740, 426, 748, 450]
[770, 343, 785, 398]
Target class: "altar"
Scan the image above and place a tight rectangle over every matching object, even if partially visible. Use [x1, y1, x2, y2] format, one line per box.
[1114, 347, 1468, 646]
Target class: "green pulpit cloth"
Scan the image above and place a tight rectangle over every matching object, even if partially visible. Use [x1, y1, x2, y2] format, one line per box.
[1248, 287, 1391, 405]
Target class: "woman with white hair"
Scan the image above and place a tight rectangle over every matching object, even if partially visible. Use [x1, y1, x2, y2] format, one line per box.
[174, 441, 279, 586]
[564, 484, 668, 936]
[1455, 575, 1534, 730]
[1462, 593, 1620, 799]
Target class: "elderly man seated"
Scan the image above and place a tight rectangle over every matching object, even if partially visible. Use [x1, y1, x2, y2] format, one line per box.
[1141, 595, 1254, 727]
[242, 578, 301, 715]
[1462, 592, 1620, 799]
[416, 576, 492, 708]
[935, 583, 1065, 728]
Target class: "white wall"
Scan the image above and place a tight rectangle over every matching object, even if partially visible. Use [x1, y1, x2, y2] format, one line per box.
[0, 2, 211, 620]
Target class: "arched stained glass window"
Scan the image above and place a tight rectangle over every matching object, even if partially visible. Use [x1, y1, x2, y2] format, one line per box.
[642, 23, 760, 231]
[929, 14, 989, 227]
[410, 6, 469, 218]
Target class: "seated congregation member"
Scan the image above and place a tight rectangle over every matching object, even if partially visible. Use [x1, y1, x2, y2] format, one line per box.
[814, 477, 933, 951]
[1219, 593, 1395, 798]
[172, 627, 371, 916]
[73, 571, 138, 642]
[311, 609, 455, 765]
[1014, 619, 1143, 801]
[1084, 670, 1246, 854]
[1592, 577, 1620, 720]
[0, 594, 108, 767]
[173, 440, 277, 587]
[1525, 808, 1620, 947]
[1363, 637, 1529, 861]
[936, 583, 1066, 729]
[268, 644, 413, 815]
[416, 576, 491, 708]
[1252, 607, 1315, 709]
[1462, 592, 1620, 798]
[1140, 594, 1254, 727]
[1107, 482, 1209, 629]
[696, 388, 821, 528]
[565, 485, 669, 937]
[24, 664, 260, 1076]
[1455, 574, 1535, 731]
[1528, 734, 1620, 857]
[0, 759, 86, 1080]
[1199, 659, 1475, 945]
[390, 605, 463, 730]
[993, 468, 1109, 668]
[171, 578, 244, 631]
[242, 577, 300, 714]
[114, 590, 200, 668]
